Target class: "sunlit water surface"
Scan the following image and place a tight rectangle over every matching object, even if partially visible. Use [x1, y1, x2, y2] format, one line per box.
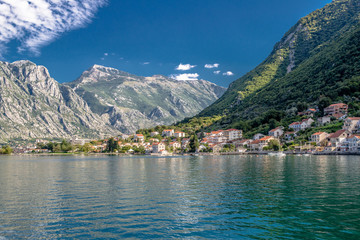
[0, 155, 360, 239]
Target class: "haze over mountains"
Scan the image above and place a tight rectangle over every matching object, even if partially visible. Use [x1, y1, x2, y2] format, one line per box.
[0, 61, 225, 141]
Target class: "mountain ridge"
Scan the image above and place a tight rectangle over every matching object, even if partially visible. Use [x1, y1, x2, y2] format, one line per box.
[199, 0, 360, 119]
[66, 64, 226, 133]
[189, 0, 360, 134]
[0, 61, 225, 141]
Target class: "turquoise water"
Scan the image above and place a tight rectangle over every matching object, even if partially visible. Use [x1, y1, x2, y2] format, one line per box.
[0, 155, 359, 239]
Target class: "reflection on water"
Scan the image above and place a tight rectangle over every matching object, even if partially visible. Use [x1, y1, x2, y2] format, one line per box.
[0, 155, 360, 239]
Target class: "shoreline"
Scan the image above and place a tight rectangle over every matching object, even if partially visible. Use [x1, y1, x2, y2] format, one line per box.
[4, 151, 360, 157]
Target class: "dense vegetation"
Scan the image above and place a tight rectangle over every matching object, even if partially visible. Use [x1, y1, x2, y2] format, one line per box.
[188, 0, 360, 133]
[0, 145, 13, 154]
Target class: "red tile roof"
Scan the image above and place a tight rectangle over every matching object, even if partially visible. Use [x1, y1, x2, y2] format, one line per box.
[328, 130, 347, 139]
[260, 136, 272, 141]
[332, 113, 346, 119]
[347, 135, 360, 139]
[328, 103, 347, 107]
[312, 132, 326, 136]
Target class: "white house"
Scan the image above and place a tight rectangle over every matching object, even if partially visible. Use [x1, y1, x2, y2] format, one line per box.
[162, 129, 174, 137]
[152, 143, 166, 153]
[150, 131, 160, 137]
[134, 134, 145, 142]
[289, 122, 301, 132]
[343, 117, 360, 133]
[328, 130, 349, 150]
[301, 118, 314, 130]
[174, 131, 186, 138]
[284, 132, 296, 141]
[268, 127, 284, 138]
[224, 129, 243, 141]
[181, 138, 190, 149]
[253, 133, 265, 140]
[317, 116, 331, 126]
[343, 135, 360, 152]
[169, 141, 181, 149]
[249, 140, 261, 151]
[311, 132, 328, 145]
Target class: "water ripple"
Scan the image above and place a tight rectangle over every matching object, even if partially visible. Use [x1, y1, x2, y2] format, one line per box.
[0, 155, 360, 239]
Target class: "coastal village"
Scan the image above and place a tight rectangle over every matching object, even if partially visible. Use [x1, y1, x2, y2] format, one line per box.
[7, 102, 360, 155]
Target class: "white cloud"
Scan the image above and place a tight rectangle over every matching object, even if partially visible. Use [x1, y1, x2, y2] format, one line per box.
[0, 0, 107, 56]
[175, 63, 196, 71]
[104, 53, 108, 56]
[223, 71, 234, 76]
[142, 62, 150, 65]
[170, 73, 199, 81]
[205, 63, 219, 69]
[214, 70, 221, 75]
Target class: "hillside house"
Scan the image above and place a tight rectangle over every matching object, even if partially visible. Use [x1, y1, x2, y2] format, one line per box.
[342, 135, 360, 152]
[298, 108, 317, 117]
[174, 131, 186, 138]
[253, 133, 265, 140]
[249, 140, 261, 151]
[224, 129, 243, 140]
[235, 139, 252, 148]
[343, 117, 360, 133]
[317, 116, 331, 126]
[289, 122, 302, 132]
[210, 144, 223, 153]
[169, 141, 181, 149]
[150, 132, 159, 137]
[134, 134, 145, 142]
[327, 130, 349, 150]
[301, 118, 315, 130]
[259, 136, 275, 150]
[284, 132, 296, 141]
[268, 127, 284, 138]
[162, 129, 174, 137]
[324, 103, 348, 116]
[311, 132, 328, 145]
[152, 142, 166, 153]
[181, 138, 190, 149]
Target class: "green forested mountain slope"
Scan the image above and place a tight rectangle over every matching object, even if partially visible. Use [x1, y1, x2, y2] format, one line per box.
[194, 0, 360, 133]
[199, 0, 360, 118]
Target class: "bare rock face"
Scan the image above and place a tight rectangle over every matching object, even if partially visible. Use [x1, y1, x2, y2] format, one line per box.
[0, 61, 119, 141]
[0, 61, 226, 141]
[67, 65, 227, 133]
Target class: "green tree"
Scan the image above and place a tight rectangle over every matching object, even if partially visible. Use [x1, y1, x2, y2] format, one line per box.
[60, 139, 73, 152]
[318, 96, 332, 114]
[268, 140, 281, 151]
[0, 145, 13, 154]
[106, 137, 118, 152]
[189, 134, 199, 153]
[80, 143, 92, 153]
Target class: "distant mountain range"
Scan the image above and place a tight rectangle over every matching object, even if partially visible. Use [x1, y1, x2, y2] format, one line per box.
[0, 61, 226, 141]
[194, 0, 360, 132]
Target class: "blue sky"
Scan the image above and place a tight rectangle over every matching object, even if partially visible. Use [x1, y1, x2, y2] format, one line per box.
[0, 0, 331, 87]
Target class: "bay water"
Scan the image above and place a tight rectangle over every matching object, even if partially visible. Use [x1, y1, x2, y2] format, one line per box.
[0, 155, 359, 239]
